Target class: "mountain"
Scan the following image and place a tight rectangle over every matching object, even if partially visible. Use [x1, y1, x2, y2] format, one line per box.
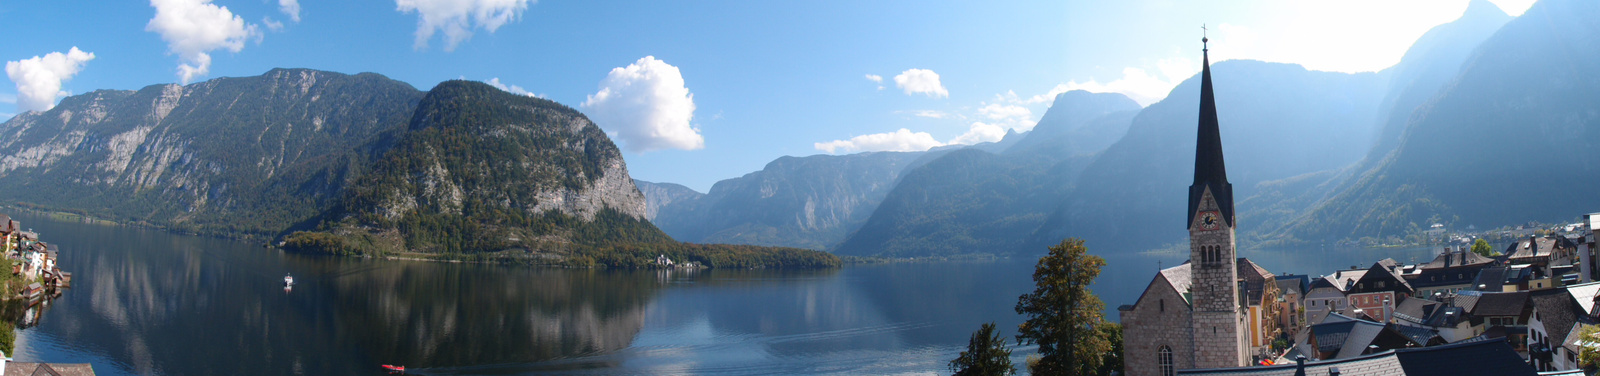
[648, 151, 928, 250]
[1034, 60, 1388, 253]
[1005, 90, 1143, 158]
[294, 80, 662, 254]
[831, 91, 1135, 257]
[0, 68, 422, 236]
[1362, 0, 1512, 168]
[1283, 0, 1600, 241]
[634, 181, 703, 221]
[1236, 1, 1513, 242]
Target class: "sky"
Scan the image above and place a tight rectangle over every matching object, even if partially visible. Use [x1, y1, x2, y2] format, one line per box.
[0, 0, 1537, 192]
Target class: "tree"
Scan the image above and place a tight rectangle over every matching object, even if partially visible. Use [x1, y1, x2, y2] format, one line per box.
[1015, 238, 1110, 376]
[1096, 322, 1123, 376]
[1471, 238, 1497, 257]
[949, 322, 1016, 376]
[1577, 324, 1600, 370]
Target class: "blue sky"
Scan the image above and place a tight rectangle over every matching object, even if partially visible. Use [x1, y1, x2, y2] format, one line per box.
[1, 0, 1535, 191]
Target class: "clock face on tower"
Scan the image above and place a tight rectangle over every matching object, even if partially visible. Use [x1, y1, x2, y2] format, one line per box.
[1199, 211, 1221, 231]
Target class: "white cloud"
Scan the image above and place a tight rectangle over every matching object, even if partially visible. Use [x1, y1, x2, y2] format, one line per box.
[0, 93, 14, 104]
[146, 0, 262, 84]
[485, 77, 541, 97]
[582, 56, 703, 152]
[263, 17, 285, 32]
[893, 68, 948, 98]
[814, 128, 943, 154]
[909, 110, 948, 119]
[279, 0, 302, 22]
[865, 74, 884, 90]
[5, 47, 96, 112]
[978, 103, 1031, 122]
[396, 0, 533, 52]
[947, 122, 1009, 145]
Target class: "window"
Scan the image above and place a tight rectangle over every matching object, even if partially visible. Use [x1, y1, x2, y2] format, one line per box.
[1160, 299, 1165, 312]
[1159, 346, 1175, 376]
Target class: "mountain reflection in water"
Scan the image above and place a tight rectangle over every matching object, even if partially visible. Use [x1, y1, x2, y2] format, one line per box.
[5, 211, 1446, 375]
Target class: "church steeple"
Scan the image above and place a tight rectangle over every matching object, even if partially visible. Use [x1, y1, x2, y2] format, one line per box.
[1188, 35, 1234, 229]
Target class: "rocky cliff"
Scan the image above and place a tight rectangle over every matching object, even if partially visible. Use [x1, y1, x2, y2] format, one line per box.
[300, 80, 664, 254]
[0, 68, 422, 236]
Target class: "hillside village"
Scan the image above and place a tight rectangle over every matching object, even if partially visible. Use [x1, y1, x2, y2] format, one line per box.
[0, 214, 70, 300]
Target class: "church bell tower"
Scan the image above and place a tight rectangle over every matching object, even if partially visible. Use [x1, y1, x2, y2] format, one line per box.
[1187, 34, 1249, 369]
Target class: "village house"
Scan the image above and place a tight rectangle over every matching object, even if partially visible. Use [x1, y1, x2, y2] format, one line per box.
[1274, 274, 1308, 339]
[1405, 246, 1495, 299]
[1304, 269, 1361, 326]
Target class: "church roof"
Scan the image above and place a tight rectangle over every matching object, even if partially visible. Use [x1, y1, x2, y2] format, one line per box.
[1161, 262, 1194, 302]
[1188, 43, 1234, 229]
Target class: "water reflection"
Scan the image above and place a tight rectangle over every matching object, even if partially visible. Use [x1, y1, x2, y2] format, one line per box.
[5, 211, 1454, 375]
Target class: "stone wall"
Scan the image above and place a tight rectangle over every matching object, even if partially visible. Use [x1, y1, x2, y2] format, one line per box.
[1123, 273, 1196, 376]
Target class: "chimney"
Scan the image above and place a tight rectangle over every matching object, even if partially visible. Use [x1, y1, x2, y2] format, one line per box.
[1330, 366, 1342, 376]
[1294, 355, 1307, 376]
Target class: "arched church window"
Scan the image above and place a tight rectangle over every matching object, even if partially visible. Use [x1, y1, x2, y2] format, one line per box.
[1159, 345, 1175, 376]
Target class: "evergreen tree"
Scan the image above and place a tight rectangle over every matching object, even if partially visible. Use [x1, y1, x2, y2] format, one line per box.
[1015, 238, 1110, 376]
[949, 322, 1016, 376]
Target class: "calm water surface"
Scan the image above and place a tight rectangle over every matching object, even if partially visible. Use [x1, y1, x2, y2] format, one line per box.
[9, 212, 1439, 375]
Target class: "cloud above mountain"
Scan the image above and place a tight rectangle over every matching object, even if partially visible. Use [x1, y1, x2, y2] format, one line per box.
[583, 56, 703, 153]
[814, 128, 943, 154]
[894, 69, 948, 98]
[146, 0, 261, 84]
[396, 0, 533, 51]
[5, 47, 95, 112]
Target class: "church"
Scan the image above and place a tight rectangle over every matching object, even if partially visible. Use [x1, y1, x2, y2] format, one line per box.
[1118, 37, 1267, 376]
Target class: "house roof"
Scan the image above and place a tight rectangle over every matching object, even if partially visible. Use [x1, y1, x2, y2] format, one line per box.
[1420, 249, 1495, 270]
[1473, 291, 1531, 317]
[1388, 323, 1442, 346]
[1565, 280, 1600, 314]
[1239, 258, 1275, 304]
[1455, 290, 1484, 312]
[1393, 297, 1440, 324]
[1179, 337, 1535, 376]
[2, 363, 97, 376]
[1276, 279, 1304, 297]
[1310, 314, 1387, 359]
[1423, 306, 1467, 328]
[1529, 289, 1588, 347]
[1474, 266, 1509, 291]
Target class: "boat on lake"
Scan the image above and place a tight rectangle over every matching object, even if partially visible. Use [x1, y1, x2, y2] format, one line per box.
[283, 274, 294, 286]
[382, 364, 405, 373]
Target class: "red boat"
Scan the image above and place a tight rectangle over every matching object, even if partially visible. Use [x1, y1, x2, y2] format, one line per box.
[381, 364, 405, 373]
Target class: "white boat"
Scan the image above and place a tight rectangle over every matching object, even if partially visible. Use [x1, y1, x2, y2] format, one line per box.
[284, 274, 294, 286]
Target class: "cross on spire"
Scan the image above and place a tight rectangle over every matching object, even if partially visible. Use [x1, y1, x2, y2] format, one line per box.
[1202, 24, 1209, 50]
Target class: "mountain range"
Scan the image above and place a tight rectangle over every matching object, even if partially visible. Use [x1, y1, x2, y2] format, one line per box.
[647, 0, 1595, 257]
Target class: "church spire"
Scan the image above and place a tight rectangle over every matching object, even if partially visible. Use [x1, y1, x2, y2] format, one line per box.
[1188, 32, 1235, 228]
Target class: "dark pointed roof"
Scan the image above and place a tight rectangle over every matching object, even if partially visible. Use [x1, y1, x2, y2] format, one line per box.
[1188, 41, 1235, 228]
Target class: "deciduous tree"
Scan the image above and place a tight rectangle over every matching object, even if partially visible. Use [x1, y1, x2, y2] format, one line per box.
[1015, 238, 1110, 376]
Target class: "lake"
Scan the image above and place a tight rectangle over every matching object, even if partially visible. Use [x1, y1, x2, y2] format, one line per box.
[6, 212, 1444, 375]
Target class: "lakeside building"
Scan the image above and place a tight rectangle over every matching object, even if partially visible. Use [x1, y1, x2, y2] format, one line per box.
[1121, 38, 1258, 376]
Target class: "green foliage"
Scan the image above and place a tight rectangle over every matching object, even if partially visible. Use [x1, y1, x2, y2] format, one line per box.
[1097, 322, 1123, 376]
[1471, 238, 1498, 257]
[949, 322, 1015, 376]
[1015, 238, 1110, 376]
[1580, 324, 1600, 370]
